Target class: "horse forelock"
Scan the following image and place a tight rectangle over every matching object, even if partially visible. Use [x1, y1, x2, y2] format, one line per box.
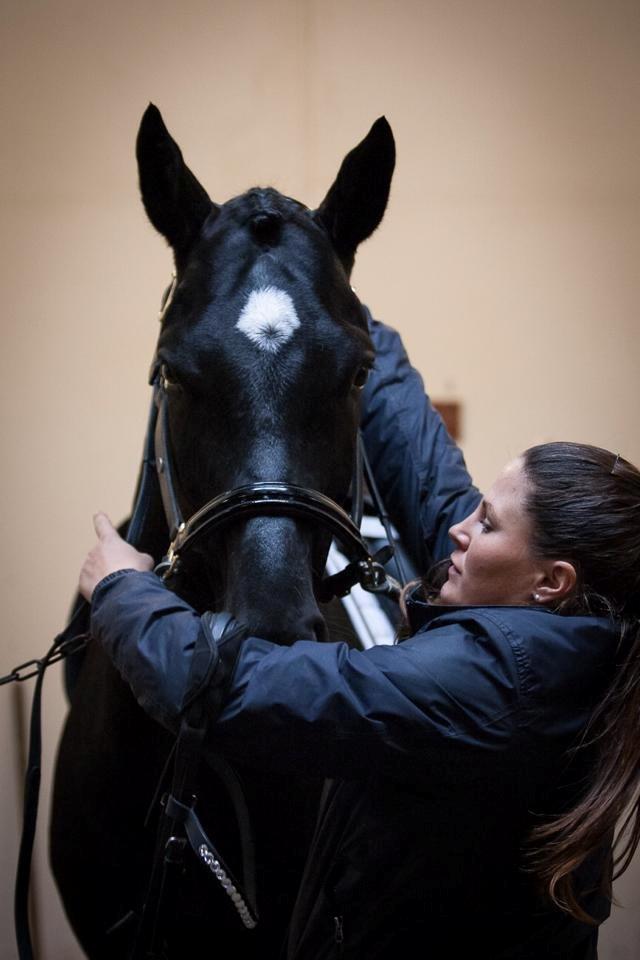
[202, 186, 309, 235]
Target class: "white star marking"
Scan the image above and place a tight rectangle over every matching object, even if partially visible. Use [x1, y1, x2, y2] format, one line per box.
[235, 286, 300, 354]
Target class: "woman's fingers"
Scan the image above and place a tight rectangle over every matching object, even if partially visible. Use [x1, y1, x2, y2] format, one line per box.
[79, 514, 154, 601]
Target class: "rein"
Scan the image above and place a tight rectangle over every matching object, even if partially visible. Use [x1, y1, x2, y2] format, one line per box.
[5, 606, 90, 960]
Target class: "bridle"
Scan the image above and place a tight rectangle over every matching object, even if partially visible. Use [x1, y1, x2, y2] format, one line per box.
[141, 274, 403, 602]
[8, 274, 405, 960]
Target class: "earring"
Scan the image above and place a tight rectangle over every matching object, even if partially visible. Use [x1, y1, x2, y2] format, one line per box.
[532, 593, 541, 602]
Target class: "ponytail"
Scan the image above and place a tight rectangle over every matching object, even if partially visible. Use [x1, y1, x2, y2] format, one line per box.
[527, 617, 640, 921]
[521, 443, 640, 921]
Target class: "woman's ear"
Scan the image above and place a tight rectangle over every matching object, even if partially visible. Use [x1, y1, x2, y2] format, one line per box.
[534, 561, 577, 605]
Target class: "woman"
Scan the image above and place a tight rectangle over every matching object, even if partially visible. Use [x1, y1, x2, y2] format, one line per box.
[79, 318, 640, 958]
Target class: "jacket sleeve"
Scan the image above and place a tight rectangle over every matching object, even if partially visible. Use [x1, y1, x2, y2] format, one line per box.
[91, 570, 524, 789]
[90, 569, 202, 729]
[361, 314, 482, 570]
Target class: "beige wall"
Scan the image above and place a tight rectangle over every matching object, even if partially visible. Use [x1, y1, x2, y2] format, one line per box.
[1, 1, 638, 956]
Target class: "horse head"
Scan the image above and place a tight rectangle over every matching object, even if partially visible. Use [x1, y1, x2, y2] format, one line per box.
[137, 105, 395, 645]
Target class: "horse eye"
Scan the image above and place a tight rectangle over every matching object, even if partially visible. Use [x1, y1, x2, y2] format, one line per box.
[161, 364, 181, 389]
[353, 367, 370, 389]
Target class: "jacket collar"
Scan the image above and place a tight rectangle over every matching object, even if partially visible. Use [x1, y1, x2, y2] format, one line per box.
[405, 585, 465, 633]
[404, 584, 565, 634]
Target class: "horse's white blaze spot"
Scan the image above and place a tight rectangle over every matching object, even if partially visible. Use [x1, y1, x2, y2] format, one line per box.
[236, 286, 300, 353]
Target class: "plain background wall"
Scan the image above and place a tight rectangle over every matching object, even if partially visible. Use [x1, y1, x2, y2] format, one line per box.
[1, 1, 638, 956]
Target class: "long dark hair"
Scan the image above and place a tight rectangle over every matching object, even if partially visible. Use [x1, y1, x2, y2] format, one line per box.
[521, 442, 640, 922]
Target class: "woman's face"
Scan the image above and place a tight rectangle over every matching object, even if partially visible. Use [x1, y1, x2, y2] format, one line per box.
[439, 458, 543, 606]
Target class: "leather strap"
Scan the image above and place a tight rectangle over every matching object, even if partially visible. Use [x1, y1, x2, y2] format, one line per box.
[153, 384, 185, 543]
[132, 615, 251, 958]
[126, 385, 162, 548]
[14, 605, 90, 960]
[164, 794, 257, 928]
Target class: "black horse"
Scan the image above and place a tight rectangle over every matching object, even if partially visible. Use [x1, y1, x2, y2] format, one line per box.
[50, 105, 395, 959]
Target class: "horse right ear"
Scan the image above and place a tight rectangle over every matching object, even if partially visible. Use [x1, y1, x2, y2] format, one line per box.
[136, 104, 217, 258]
[314, 117, 395, 275]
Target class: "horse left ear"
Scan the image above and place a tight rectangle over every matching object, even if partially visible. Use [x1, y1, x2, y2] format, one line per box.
[314, 117, 395, 274]
[136, 104, 218, 260]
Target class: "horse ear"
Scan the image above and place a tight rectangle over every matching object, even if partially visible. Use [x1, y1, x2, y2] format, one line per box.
[315, 117, 395, 273]
[136, 104, 217, 257]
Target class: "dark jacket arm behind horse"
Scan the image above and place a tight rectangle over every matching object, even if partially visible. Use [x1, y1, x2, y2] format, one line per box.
[361, 315, 481, 569]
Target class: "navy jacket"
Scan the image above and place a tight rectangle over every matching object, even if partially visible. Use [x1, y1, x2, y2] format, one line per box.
[91, 319, 617, 958]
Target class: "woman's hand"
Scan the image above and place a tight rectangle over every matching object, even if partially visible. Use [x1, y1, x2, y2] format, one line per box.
[79, 512, 154, 601]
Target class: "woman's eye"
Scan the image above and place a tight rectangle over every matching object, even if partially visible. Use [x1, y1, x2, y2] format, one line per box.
[353, 367, 370, 389]
[480, 518, 492, 533]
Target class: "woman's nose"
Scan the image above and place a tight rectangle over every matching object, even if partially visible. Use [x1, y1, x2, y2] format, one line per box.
[449, 517, 471, 549]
